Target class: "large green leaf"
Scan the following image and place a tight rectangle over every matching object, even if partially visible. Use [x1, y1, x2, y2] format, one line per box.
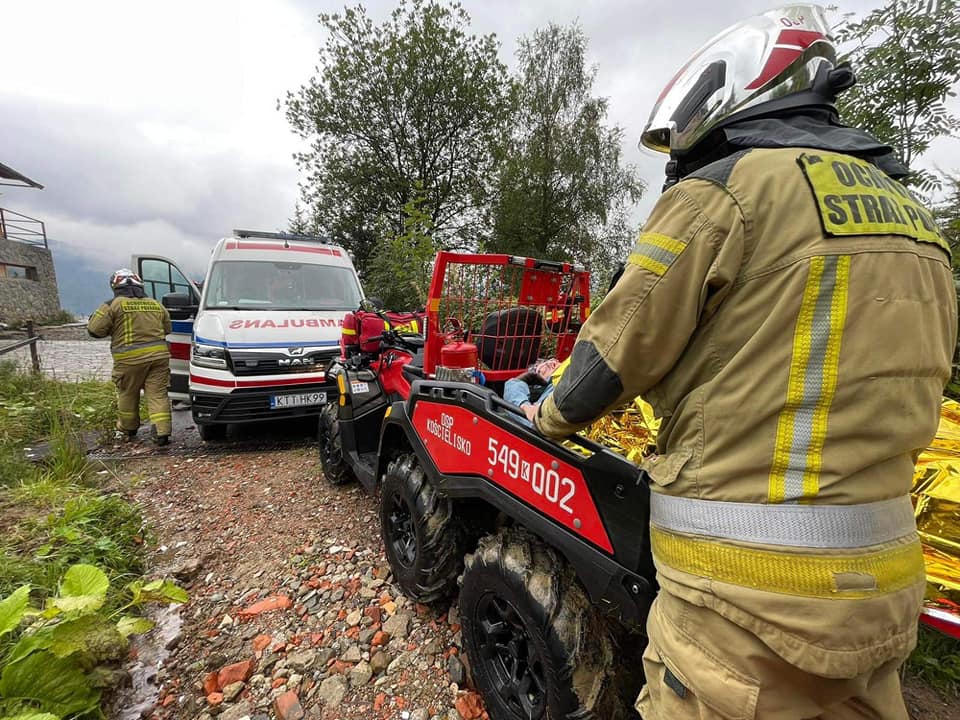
[4, 633, 53, 666]
[59, 565, 108, 598]
[0, 713, 60, 720]
[0, 587, 30, 639]
[116, 616, 154, 639]
[128, 579, 187, 605]
[51, 565, 109, 615]
[0, 651, 100, 717]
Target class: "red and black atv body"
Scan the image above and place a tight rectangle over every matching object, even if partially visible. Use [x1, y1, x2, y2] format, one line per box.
[319, 253, 655, 719]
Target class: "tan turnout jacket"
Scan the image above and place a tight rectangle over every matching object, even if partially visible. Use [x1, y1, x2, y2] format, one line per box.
[87, 295, 171, 365]
[537, 146, 957, 678]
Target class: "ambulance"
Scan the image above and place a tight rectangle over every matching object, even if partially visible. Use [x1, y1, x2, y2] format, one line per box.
[134, 230, 363, 440]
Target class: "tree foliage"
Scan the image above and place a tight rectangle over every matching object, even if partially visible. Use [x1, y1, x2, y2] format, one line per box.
[285, 0, 514, 274]
[365, 186, 437, 309]
[838, 0, 960, 192]
[488, 23, 643, 277]
[934, 174, 960, 266]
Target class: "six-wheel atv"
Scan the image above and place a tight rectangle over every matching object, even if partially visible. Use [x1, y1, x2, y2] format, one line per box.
[319, 252, 657, 719]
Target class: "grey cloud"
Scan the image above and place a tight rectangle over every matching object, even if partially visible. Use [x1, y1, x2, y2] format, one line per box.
[1, 95, 299, 244]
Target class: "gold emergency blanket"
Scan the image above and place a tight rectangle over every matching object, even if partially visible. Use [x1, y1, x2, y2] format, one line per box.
[913, 398, 960, 601]
[580, 397, 660, 463]
[579, 397, 960, 606]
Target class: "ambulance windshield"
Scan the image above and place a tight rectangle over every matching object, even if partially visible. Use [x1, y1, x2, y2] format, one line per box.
[204, 261, 362, 311]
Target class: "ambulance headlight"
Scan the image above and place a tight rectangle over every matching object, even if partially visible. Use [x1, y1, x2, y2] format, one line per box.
[192, 343, 228, 369]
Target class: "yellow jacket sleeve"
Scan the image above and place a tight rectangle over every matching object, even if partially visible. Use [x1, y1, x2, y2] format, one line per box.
[536, 180, 745, 438]
[86, 300, 114, 339]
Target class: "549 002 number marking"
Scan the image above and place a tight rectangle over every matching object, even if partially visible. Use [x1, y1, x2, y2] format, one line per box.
[487, 438, 575, 514]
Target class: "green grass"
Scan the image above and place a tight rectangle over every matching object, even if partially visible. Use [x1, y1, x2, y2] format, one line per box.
[907, 625, 960, 697]
[0, 362, 145, 608]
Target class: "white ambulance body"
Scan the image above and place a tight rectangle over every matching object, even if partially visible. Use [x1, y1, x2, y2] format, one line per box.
[135, 231, 362, 440]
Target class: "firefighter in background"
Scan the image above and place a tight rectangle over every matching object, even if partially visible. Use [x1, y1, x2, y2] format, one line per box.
[535, 5, 956, 719]
[88, 269, 173, 446]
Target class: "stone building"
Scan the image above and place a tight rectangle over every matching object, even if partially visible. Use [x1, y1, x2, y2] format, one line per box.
[0, 162, 61, 324]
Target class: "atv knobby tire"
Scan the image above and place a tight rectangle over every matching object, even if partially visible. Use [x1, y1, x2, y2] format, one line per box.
[460, 529, 637, 720]
[318, 403, 356, 486]
[380, 453, 463, 603]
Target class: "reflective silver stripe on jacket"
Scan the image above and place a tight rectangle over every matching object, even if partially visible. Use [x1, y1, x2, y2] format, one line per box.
[649, 493, 916, 549]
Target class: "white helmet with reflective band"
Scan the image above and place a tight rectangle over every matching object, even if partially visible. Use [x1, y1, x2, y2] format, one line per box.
[110, 268, 143, 290]
[642, 5, 844, 155]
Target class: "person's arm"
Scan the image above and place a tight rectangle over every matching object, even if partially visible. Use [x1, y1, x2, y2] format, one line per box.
[536, 180, 745, 438]
[161, 304, 172, 336]
[86, 300, 114, 339]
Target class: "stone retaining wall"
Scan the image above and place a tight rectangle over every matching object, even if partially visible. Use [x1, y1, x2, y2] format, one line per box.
[0, 237, 61, 324]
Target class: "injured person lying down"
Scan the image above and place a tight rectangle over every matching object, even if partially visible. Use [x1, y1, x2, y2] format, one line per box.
[504, 357, 565, 422]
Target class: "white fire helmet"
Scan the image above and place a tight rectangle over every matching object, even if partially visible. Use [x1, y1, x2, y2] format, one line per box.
[641, 5, 850, 156]
[110, 268, 144, 290]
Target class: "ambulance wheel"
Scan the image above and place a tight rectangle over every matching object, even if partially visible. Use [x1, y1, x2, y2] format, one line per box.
[318, 403, 356, 486]
[380, 453, 463, 603]
[196, 422, 226, 441]
[459, 530, 632, 720]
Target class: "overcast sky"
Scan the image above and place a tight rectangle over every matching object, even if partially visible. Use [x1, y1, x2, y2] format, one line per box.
[2, 0, 958, 281]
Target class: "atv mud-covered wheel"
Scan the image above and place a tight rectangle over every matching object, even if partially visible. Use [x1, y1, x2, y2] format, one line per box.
[380, 453, 463, 603]
[318, 403, 356, 486]
[460, 529, 635, 720]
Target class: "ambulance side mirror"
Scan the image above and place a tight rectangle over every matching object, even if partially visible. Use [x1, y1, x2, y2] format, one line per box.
[162, 292, 198, 320]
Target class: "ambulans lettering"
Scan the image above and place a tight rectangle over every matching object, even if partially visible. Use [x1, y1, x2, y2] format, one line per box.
[227, 319, 345, 329]
[799, 153, 949, 254]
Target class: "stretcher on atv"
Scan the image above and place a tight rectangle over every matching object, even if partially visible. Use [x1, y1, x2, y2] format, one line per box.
[319, 252, 656, 719]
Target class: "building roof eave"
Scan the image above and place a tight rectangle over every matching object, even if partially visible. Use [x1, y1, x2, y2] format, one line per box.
[0, 162, 43, 189]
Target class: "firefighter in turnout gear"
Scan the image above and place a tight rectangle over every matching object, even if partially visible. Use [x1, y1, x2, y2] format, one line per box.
[535, 5, 956, 719]
[88, 269, 173, 445]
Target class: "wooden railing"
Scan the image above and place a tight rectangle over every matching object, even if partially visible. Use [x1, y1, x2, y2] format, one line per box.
[0, 320, 40, 371]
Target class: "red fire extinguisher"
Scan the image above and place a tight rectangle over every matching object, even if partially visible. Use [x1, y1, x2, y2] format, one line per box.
[437, 318, 478, 382]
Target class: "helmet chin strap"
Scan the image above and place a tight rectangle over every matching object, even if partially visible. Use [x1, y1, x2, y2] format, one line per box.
[662, 160, 681, 192]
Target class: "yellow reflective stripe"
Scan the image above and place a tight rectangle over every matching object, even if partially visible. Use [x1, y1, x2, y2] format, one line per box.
[628, 254, 670, 276]
[805, 257, 849, 498]
[342, 328, 357, 336]
[640, 232, 686, 255]
[149, 412, 171, 422]
[769, 256, 850, 503]
[112, 343, 168, 360]
[429, 298, 440, 312]
[628, 232, 687, 277]
[123, 313, 134, 345]
[651, 527, 926, 599]
[117, 410, 138, 417]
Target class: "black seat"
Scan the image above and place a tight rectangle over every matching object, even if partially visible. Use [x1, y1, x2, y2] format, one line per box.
[476, 308, 544, 371]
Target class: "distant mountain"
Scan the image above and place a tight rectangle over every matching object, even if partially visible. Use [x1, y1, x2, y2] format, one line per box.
[51, 246, 112, 318]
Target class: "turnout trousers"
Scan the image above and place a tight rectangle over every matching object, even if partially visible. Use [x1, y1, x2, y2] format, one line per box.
[113, 357, 172, 437]
[636, 591, 911, 720]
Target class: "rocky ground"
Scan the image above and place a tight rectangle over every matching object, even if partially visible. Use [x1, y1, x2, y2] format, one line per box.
[109, 437, 960, 720]
[115, 445, 485, 720]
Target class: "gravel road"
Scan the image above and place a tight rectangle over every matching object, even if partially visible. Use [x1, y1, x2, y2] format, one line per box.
[118, 449, 486, 720]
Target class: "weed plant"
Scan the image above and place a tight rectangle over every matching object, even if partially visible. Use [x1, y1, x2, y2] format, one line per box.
[907, 625, 960, 697]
